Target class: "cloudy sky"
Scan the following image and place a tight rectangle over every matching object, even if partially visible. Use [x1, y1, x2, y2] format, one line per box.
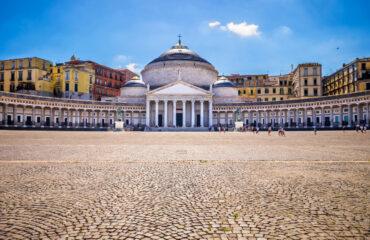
[0, 0, 369, 76]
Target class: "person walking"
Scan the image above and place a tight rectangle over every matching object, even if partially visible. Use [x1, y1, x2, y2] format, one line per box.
[314, 127, 317, 135]
[268, 126, 272, 135]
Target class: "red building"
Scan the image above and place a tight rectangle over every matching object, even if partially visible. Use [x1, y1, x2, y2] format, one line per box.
[91, 63, 138, 101]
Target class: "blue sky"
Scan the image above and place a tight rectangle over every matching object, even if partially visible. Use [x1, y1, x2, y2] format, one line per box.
[0, 0, 369, 76]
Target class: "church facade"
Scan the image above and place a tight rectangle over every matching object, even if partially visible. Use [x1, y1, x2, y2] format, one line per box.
[0, 40, 369, 130]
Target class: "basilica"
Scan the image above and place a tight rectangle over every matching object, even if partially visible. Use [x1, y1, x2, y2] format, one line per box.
[0, 40, 369, 130]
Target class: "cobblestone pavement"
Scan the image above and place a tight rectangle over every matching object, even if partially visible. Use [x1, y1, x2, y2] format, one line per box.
[0, 131, 369, 239]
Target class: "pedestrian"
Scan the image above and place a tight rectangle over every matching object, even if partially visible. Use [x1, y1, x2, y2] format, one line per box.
[281, 127, 286, 137]
[268, 126, 272, 135]
[364, 125, 367, 133]
[314, 127, 317, 135]
[342, 125, 346, 133]
[256, 126, 259, 134]
[356, 124, 360, 133]
[360, 125, 364, 133]
[222, 126, 225, 133]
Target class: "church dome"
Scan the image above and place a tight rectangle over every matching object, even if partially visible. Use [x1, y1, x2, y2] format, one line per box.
[148, 42, 211, 65]
[123, 76, 146, 87]
[213, 76, 236, 88]
[141, 38, 218, 88]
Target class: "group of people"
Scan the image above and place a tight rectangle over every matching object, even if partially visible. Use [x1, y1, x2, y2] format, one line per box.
[355, 124, 367, 133]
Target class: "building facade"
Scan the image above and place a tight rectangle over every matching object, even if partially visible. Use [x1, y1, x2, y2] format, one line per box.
[0, 57, 54, 96]
[322, 58, 370, 96]
[0, 41, 369, 130]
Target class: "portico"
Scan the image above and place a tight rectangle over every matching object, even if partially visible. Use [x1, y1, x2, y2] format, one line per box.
[145, 80, 213, 128]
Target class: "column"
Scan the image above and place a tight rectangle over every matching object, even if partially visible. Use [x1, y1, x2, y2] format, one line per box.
[356, 103, 360, 124]
[99, 110, 102, 127]
[321, 106, 325, 127]
[303, 108, 307, 128]
[200, 100, 204, 127]
[209, 101, 213, 127]
[66, 108, 70, 127]
[287, 109, 291, 128]
[131, 111, 133, 125]
[90, 110, 94, 127]
[295, 109, 299, 128]
[312, 107, 316, 128]
[146, 100, 150, 127]
[13, 105, 17, 126]
[347, 104, 352, 127]
[50, 108, 54, 127]
[330, 106, 333, 127]
[107, 110, 110, 127]
[155, 100, 159, 127]
[173, 100, 177, 127]
[3, 104, 8, 126]
[138, 111, 142, 125]
[40, 106, 44, 127]
[339, 105, 343, 127]
[75, 109, 79, 127]
[367, 102, 369, 125]
[255, 111, 259, 126]
[164, 100, 168, 128]
[217, 111, 220, 125]
[279, 109, 283, 126]
[191, 100, 195, 127]
[263, 110, 267, 127]
[182, 100, 186, 128]
[22, 106, 26, 126]
[225, 111, 228, 126]
[113, 110, 117, 123]
[83, 109, 87, 128]
[271, 110, 275, 127]
[248, 110, 251, 126]
[123, 110, 126, 125]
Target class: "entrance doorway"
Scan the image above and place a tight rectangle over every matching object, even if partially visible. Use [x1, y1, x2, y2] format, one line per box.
[176, 113, 183, 127]
[7, 115, 11, 124]
[26, 116, 32, 126]
[196, 114, 200, 127]
[158, 114, 163, 127]
[45, 117, 50, 126]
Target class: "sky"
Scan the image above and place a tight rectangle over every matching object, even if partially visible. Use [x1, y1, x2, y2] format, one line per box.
[0, 0, 369, 76]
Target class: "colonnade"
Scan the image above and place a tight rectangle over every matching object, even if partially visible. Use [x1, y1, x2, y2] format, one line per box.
[145, 99, 212, 128]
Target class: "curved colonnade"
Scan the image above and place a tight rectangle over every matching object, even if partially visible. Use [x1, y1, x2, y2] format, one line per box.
[0, 91, 369, 130]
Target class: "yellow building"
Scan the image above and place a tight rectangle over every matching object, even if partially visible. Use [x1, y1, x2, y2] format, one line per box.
[292, 63, 322, 97]
[227, 73, 294, 102]
[51, 58, 94, 100]
[0, 57, 54, 96]
[323, 57, 370, 96]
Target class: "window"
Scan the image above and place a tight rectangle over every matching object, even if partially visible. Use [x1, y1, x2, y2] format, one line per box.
[89, 86, 92, 93]
[0, 62, 3, 70]
[43, 62, 46, 70]
[257, 98, 261, 102]
[284, 81, 287, 86]
[57, 68, 60, 73]
[57, 76, 60, 84]
[280, 97, 283, 101]
[90, 75, 92, 84]
[110, 72, 113, 79]
[264, 98, 268, 102]
[10, 83, 15, 92]
[265, 88, 269, 94]
[313, 78, 317, 85]
[0, 84, 3, 91]
[279, 81, 283, 86]
[313, 68, 317, 75]
[304, 79, 308, 86]
[11, 61, 15, 69]
[11, 72, 15, 81]
[313, 88, 318, 96]
[65, 71, 70, 80]
[74, 72, 78, 80]
[250, 89, 254, 95]
[18, 71, 22, 81]
[272, 97, 276, 101]
[304, 89, 308, 96]
[257, 89, 261, 94]
[28, 59, 32, 67]
[361, 63, 366, 70]
[272, 88, 276, 94]
[19, 60, 23, 68]
[75, 83, 78, 92]
[288, 88, 292, 94]
[238, 90, 241, 95]
[367, 83, 370, 90]
[280, 88, 284, 94]
[115, 75, 117, 80]
[243, 90, 246, 94]
[248, 76, 251, 80]
[65, 83, 69, 91]
[304, 68, 308, 76]
[0, 72, 4, 81]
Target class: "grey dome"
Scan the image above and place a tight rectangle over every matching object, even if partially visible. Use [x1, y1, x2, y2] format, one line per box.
[213, 76, 236, 88]
[123, 76, 146, 88]
[148, 42, 211, 65]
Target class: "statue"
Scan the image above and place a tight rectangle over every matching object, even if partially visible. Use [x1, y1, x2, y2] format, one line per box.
[236, 108, 242, 121]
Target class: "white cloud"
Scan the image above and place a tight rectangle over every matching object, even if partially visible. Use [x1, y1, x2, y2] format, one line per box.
[126, 63, 141, 74]
[115, 55, 128, 62]
[226, 21, 260, 37]
[208, 21, 220, 28]
[220, 25, 227, 31]
[276, 25, 292, 35]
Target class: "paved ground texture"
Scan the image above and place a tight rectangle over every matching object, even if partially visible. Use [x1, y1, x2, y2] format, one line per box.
[0, 131, 369, 240]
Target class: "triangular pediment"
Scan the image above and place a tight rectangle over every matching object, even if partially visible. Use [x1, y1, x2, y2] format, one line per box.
[148, 81, 210, 96]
